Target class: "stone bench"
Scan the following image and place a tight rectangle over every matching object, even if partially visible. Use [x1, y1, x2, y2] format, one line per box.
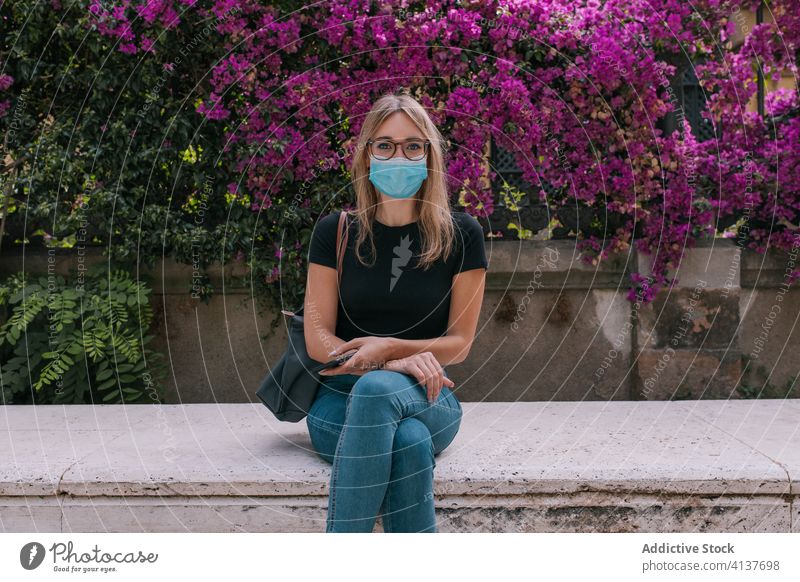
[2, 400, 798, 532]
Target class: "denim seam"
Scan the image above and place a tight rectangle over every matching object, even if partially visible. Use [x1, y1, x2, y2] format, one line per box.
[381, 461, 437, 533]
[380, 494, 394, 533]
[307, 418, 344, 437]
[327, 390, 354, 529]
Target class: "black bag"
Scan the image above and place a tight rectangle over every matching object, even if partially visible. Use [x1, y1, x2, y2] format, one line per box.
[255, 211, 349, 422]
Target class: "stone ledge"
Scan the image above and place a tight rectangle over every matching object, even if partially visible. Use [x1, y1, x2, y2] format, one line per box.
[1, 400, 798, 532]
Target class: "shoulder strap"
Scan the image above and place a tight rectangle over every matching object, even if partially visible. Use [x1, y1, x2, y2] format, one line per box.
[335, 211, 349, 288]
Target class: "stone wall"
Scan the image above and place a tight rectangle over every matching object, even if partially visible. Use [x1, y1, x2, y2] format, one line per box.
[1, 238, 797, 403]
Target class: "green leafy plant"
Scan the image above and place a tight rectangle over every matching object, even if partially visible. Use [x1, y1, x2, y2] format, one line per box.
[737, 354, 799, 400]
[0, 265, 167, 404]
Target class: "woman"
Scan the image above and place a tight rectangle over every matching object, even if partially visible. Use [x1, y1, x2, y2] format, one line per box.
[303, 90, 488, 533]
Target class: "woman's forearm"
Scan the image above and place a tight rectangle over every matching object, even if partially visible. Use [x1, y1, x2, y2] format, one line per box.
[385, 335, 469, 366]
[306, 326, 353, 364]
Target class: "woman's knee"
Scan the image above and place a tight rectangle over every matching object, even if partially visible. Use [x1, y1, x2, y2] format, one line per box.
[393, 418, 434, 464]
[351, 369, 410, 399]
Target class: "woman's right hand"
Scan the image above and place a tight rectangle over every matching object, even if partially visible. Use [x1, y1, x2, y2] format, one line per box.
[382, 352, 454, 403]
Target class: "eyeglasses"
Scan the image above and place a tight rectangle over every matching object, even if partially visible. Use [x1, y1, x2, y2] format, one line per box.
[367, 138, 430, 161]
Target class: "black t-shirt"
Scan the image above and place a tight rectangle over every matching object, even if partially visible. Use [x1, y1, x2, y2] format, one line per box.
[307, 211, 488, 341]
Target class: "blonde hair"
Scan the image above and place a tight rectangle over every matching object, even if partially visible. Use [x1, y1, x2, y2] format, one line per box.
[348, 90, 456, 270]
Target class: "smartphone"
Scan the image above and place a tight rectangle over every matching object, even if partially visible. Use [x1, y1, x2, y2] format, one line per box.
[317, 351, 355, 370]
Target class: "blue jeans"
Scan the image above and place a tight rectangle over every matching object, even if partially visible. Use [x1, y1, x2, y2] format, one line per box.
[306, 368, 462, 533]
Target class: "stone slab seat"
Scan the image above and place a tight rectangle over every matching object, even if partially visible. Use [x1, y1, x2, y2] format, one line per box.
[1, 400, 799, 533]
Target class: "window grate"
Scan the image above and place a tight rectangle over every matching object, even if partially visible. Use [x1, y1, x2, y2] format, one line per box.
[682, 66, 717, 142]
[489, 137, 540, 203]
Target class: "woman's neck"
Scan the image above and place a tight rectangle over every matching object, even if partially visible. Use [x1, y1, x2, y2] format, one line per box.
[374, 206, 419, 227]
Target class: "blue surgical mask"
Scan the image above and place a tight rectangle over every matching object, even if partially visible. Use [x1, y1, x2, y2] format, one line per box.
[368, 156, 428, 198]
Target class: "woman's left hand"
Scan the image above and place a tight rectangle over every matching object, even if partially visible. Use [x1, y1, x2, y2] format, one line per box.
[318, 336, 394, 376]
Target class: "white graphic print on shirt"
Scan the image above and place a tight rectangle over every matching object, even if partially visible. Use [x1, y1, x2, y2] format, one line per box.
[390, 234, 414, 292]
